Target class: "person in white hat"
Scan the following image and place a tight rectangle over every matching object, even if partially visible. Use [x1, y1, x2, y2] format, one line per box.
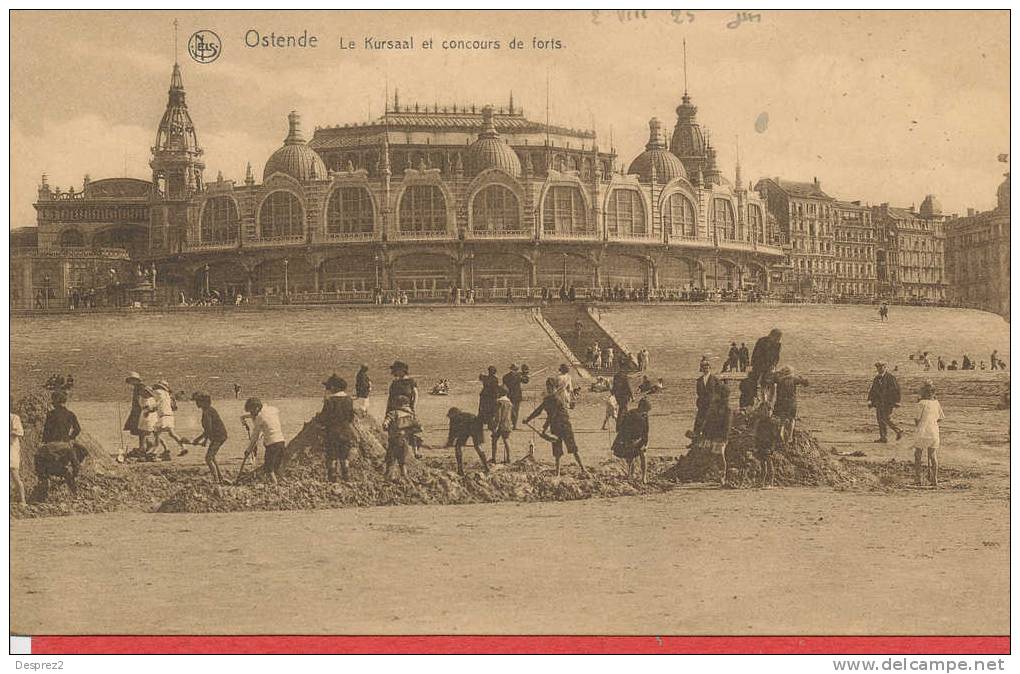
[152, 380, 185, 460]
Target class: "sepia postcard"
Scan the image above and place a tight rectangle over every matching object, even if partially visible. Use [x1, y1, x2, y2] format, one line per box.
[7, 8, 1011, 658]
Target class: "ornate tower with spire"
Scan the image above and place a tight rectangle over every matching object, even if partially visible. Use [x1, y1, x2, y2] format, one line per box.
[670, 40, 708, 178]
[148, 56, 205, 255]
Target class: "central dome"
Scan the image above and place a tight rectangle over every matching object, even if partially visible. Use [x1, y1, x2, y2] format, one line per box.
[628, 118, 686, 184]
[263, 111, 328, 182]
[467, 105, 522, 177]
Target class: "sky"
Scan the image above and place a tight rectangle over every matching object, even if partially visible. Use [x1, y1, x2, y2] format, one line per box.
[9, 9, 1010, 228]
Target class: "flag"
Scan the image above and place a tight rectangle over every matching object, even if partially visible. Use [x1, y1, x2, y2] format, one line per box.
[998, 153, 1009, 163]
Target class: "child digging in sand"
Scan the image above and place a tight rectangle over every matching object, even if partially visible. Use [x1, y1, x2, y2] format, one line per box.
[491, 386, 513, 464]
[445, 407, 490, 476]
[913, 383, 945, 487]
[184, 392, 228, 484]
[523, 377, 586, 477]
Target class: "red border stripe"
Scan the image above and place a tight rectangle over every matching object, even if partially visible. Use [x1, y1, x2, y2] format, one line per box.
[29, 636, 1011, 655]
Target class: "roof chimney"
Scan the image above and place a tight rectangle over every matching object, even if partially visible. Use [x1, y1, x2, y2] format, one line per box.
[813, 176, 819, 188]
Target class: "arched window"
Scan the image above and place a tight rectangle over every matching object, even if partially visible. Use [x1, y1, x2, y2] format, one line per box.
[712, 198, 736, 239]
[542, 185, 588, 234]
[326, 187, 375, 235]
[59, 229, 85, 247]
[471, 184, 521, 232]
[606, 190, 647, 237]
[662, 193, 696, 237]
[748, 204, 764, 243]
[258, 191, 304, 239]
[398, 184, 447, 233]
[200, 197, 239, 244]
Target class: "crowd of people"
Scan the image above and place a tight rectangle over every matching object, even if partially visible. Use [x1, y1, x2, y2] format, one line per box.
[14, 318, 990, 502]
[905, 350, 1007, 372]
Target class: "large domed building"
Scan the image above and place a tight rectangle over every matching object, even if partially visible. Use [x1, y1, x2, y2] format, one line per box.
[21, 60, 784, 306]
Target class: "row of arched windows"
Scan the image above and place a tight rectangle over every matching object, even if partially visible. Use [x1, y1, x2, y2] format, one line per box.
[197, 186, 756, 244]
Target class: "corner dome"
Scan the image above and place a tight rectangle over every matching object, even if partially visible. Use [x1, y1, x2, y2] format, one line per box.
[997, 173, 1009, 211]
[467, 105, 521, 177]
[628, 118, 686, 184]
[263, 111, 328, 182]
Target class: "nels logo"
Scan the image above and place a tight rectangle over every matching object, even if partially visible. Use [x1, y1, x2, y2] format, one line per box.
[188, 30, 221, 64]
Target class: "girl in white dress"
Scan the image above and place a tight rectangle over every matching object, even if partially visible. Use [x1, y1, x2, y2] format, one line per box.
[913, 383, 945, 487]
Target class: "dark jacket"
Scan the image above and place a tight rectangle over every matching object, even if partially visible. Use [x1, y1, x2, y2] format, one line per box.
[702, 402, 732, 441]
[773, 375, 809, 419]
[868, 372, 901, 408]
[386, 377, 417, 413]
[751, 336, 781, 374]
[478, 374, 501, 419]
[317, 394, 356, 443]
[196, 406, 228, 444]
[446, 410, 484, 447]
[611, 372, 633, 405]
[502, 371, 523, 403]
[738, 345, 750, 365]
[124, 383, 145, 434]
[696, 374, 720, 412]
[612, 409, 649, 458]
[42, 407, 81, 444]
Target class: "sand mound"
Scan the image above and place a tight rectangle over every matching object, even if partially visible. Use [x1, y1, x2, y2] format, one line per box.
[158, 411, 675, 513]
[659, 413, 878, 489]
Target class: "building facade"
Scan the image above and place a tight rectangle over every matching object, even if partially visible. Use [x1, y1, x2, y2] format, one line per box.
[944, 175, 1010, 319]
[872, 196, 947, 302]
[755, 177, 837, 297]
[13, 62, 785, 308]
[832, 200, 877, 298]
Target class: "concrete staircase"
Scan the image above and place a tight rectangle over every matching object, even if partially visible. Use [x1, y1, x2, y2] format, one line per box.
[538, 303, 635, 379]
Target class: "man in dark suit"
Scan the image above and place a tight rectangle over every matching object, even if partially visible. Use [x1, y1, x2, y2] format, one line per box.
[502, 364, 524, 429]
[316, 373, 356, 482]
[693, 358, 720, 439]
[867, 361, 903, 443]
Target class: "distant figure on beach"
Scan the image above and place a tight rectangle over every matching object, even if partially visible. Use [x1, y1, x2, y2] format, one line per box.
[937, 357, 946, 371]
[555, 364, 574, 409]
[723, 342, 739, 372]
[612, 398, 651, 483]
[990, 351, 999, 370]
[867, 362, 903, 443]
[913, 383, 945, 487]
[233, 383, 242, 399]
[355, 365, 371, 414]
[879, 303, 889, 321]
[947, 360, 959, 371]
[962, 355, 973, 370]
[738, 342, 750, 372]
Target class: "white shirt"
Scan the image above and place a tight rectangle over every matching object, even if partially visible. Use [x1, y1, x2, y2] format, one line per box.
[154, 388, 175, 417]
[913, 399, 945, 448]
[251, 405, 286, 446]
